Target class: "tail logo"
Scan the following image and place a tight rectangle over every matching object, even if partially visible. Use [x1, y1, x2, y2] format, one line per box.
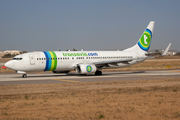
[144, 35, 148, 44]
[138, 29, 152, 51]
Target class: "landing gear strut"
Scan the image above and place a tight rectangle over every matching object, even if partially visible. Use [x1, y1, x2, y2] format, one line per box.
[22, 74, 27, 78]
[95, 71, 102, 75]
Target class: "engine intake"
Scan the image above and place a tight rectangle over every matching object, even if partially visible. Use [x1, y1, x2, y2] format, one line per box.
[76, 64, 97, 74]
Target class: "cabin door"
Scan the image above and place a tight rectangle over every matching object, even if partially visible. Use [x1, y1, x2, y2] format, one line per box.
[29, 54, 35, 65]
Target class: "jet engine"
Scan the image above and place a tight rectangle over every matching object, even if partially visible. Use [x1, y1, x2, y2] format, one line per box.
[76, 64, 97, 74]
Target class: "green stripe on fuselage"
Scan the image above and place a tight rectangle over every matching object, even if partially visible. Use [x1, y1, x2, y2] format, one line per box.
[52, 51, 57, 71]
[49, 51, 57, 71]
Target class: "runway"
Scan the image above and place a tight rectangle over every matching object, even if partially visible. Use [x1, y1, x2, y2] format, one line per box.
[0, 70, 180, 85]
[0, 63, 5, 66]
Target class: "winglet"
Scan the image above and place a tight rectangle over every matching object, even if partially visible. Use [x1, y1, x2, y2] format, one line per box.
[162, 43, 171, 56]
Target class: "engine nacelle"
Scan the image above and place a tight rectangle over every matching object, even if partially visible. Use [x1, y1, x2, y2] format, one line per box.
[76, 64, 97, 74]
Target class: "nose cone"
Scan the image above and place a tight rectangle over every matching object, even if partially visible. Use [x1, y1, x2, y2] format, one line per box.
[4, 61, 9, 68]
[4, 61, 13, 69]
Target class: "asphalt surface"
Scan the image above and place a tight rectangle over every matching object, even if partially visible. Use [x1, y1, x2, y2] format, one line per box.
[0, 70, 180, 85]
[0, 63, 5, 66]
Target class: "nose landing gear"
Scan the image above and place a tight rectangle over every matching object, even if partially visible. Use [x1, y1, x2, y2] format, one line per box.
[22, 74, 27, 78]
[16, 71, 27, 78]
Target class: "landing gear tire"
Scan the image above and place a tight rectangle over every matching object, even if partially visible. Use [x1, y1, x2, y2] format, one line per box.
[95, 71, 102, 76]
[22, 74, 27, 78]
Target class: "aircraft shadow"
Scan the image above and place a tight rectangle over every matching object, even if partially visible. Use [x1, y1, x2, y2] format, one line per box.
[14, 71, 145, 78]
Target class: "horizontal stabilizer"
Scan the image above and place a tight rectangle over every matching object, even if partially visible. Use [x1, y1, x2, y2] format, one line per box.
[145, 52, 161, 56]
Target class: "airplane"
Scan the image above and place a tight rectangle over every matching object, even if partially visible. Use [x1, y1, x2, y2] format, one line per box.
[4, 21, 171, 78]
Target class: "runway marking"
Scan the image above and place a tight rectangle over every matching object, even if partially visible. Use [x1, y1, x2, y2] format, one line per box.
[53, 79, 79, 82]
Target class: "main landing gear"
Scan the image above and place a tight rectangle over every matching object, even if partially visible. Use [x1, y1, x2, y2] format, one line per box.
[95, 71, 102, 75]
[22, 74, 27, 78]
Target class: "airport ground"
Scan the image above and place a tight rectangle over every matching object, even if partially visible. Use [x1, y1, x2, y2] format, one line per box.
[0, 57, 180, 120]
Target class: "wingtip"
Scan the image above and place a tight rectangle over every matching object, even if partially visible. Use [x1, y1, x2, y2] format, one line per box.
[162, 43, 171, 56]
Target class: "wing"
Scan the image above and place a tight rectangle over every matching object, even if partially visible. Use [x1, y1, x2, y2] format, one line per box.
[145, 43, 171, 56]
[94, 57, 153, 68]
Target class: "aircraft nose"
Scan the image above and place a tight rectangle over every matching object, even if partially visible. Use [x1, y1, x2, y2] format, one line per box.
[4, 61, 13, 69]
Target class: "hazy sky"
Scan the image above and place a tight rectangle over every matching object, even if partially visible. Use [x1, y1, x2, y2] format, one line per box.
[0, 0, 180, 52]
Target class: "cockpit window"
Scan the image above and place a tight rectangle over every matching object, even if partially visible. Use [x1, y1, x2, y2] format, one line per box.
[12, 58, 22, 60]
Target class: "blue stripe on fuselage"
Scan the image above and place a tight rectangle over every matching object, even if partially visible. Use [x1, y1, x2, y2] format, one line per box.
[43, 51, 49, 71]
[43, 51, 52, 71]
[46, 51, 52, 71]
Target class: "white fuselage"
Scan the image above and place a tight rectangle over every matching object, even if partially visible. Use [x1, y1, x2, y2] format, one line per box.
[5, 51, 146, 72]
